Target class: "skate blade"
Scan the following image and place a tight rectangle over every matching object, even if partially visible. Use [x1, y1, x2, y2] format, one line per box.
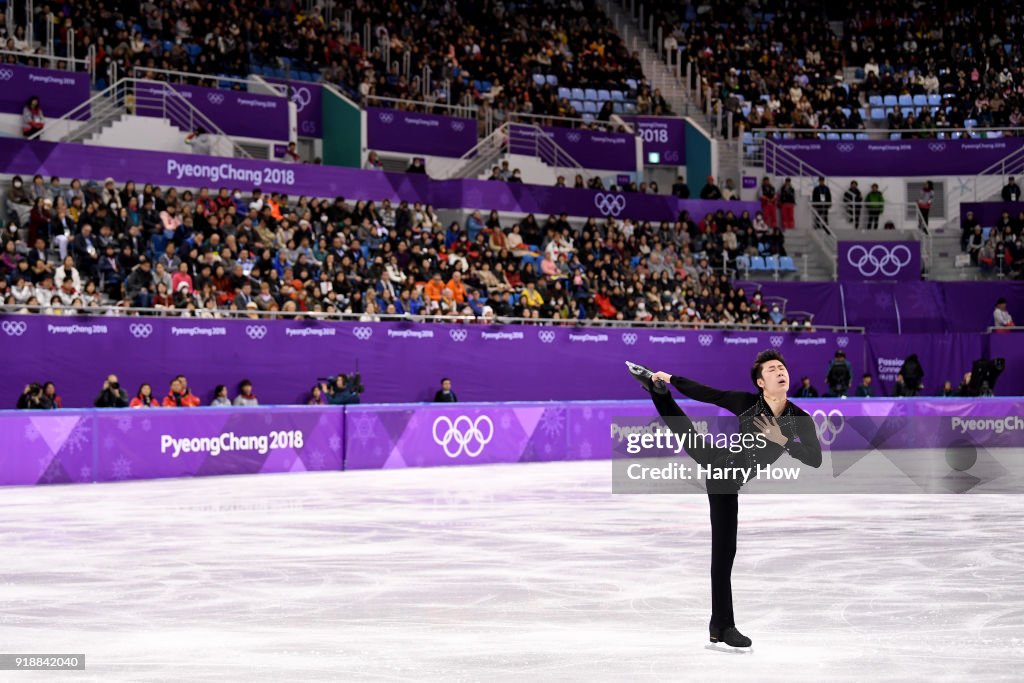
[705, 642, 753, 654]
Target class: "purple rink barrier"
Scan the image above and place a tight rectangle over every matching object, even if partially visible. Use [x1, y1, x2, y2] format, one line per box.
[0, 406, 343, 486]
[960, 202, 1024, 228]
[265, 77, 323, 138]
[622, 116, 685, 165]
[838, 241, 921, 282]
[0, 315, 865, 408]
[0, 64, 91, 118]
[135, 81, 289, 140]
[367, 107, 477, 158]
[0, 139, 756, 222]
[768, 138, 1024, 177]
[343, 397, 1024, 472]
[508, 124, 637, 172]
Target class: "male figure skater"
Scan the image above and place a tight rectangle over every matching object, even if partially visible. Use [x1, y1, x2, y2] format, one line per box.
[626, 351, 822, 649]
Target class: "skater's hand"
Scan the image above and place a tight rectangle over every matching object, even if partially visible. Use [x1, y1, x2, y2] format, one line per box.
[651, 371, 672, 384]
[752, 415, 787, 446]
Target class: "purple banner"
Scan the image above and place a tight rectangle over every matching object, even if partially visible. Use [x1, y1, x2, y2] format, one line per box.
[266, 78, 322, 138]
[866, 333, 985, 397]
[0, 406, 343, 486]
[136, 82, 289, 140]
[366, 107, 476, 158]
[838, 241, 920, 282]
[623, 116, 685, 165]
[543, 125, 637, 171]
[960, 202, 1024, 228]
[0, 139, 755, 222]
[769, 138, 1024, 177]
[0, 64, 91, 118]
[0, 316, 865, 409]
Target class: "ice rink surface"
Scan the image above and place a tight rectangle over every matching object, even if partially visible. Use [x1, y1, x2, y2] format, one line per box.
[1, 458, 1022, 682]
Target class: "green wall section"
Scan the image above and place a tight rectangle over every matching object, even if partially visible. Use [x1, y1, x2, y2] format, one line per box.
[322, 89, 362, 168]
[684, 120, 712, 185]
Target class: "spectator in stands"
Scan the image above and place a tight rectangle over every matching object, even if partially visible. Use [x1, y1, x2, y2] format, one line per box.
[855, 374, 874, 398]
[994, 297, 1015, 328]
[364, 151, 384, 171]
[939, 381, 955, 397]
[917, 182, 934, 233]
[811, 177, 832, 232]
[41, 382, 61, 409]
[699, 176, 722, 200]
[307, 384, 326, 406]
[163, 378, 189, 407]
[210, 385, 232, 406]
[865, 184, 884, 230]
[778, 178, 796, 230]
[758, 177, 777, 229]
[956, 372, 972, 397]
[21, 96, 44, 138]
[129, 383, 159, 408]
[721, 179, 738, 200]
[233, 379, 258, 406]
[892, 373, 909, 398]
[433, 377, 458, 403]
[825, 350, 852, 397]
[175, 374, 201, 407]
[17, 384, 46, 410]
[671, 176, 690, 199]
[407, 158, 427, 174]
[326, 375, 360, 405]
[6, 176, 33, 227]
[94, 374, 129, 408]
[282, 142, 301, 164]
[843, 181, 862, 229]
[795, 377, 819, 398]
[1002, 177, 1021, 203]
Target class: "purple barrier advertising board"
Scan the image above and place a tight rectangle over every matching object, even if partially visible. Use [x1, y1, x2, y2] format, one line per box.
[135, 82, 289, 140]
[344, 397, 1024, 471]
[768, 138, 1024, 177]
[960, 202, 1024, 228]
[0, 316, 866, 408]
[526, 125, 636, 172]
[838, 241, 921, 282]
[0, 406, 343, 486]
[366, 107, 477, 158]
[265, 77, 322, 137]
[866, 333, 985, 398]
[0, 139, 756, 222]
[623, 116, 685, 165]
[0, 64, 91, 118]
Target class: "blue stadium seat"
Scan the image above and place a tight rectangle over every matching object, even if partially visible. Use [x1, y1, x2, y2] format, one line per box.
[611, 90, 625, 101]
[582, 113, 595, 124]
[571, 88, 585, 100]
[841, 133, 855, 140]
[480, 81, 492, 93]
[765, 255, 780, 271]
[854, 68, 865, 80]
[558, 87, 572, 100]
[570, 100, 584, 113]
[871, 108, 886, 121]
[750, 256, 767, 270]
[841, 107, 851, 118]
[583, 101, 598, 113]
[868, 95, 883, 107]
[982, 227, 992, 242]
[964, 118, 978, 128]
[624, 102, 637, 114]
[597, 89, 611, 101]
[584, 88, 598, 101]
[856, 133, 869, 140]
[533, 74, 546, 87]
[546, 75, 558, 86]
[883, 95, 897, 106]
[612, 102, 625, 114]
[741, 103, 752, 117]
[779, 256, 796, 271]
[988, 131, 1004, 138]
[631, 256, 642, 268]
[889, 133, 902, 140]
[913, 94, 927, 106]
[927, 94, 941, 106]
[825, 133, 839, 140]
[735, 255, 750, 270]
[898, 95, 913, 107]
[626, 79, 638, 92]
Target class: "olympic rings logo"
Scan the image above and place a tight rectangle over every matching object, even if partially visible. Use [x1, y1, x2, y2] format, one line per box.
[129, 323, 153, 338]
[697, 334, 713, 347]
[538, 330, 556, 343]
[207, 92, 225, 105]
[291, 86, 311, 112]
[845, 244, 913, 278]
[353, 326, 373, 341]
[812, 408, 845, 446]
[245, 325, 268, 340]
[450, 120, 466, 132]
[836, 143, 855, 153]
[770, 335, 784, 348]
[0, 69, 14, 81]
[566, 131, 582, 143]
[594, 193, 627, 217]
[449, 329, 468, 342]
[621, 333, 637, 345]
[836, 336, 849, 348]
[927, 142, 947, 153]
[378, 112, 395, 124]
[432, 415, 494, 458]
[2, 320, 27, 336]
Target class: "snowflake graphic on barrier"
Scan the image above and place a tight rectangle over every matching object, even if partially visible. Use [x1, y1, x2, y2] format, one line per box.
[117, 416, 133, 433]
[41, 459, 62, 483]
[23, 423, 40, 443]
[79, 466, 92, 482]
[63, 421, 91, 454]
[539, 407, 566, 438]
[579, 441, 592, 459]
[544, 443, 553, 455]
[582, 405, 593, 421]
[329, 435, 341, 452]
[350, 413, 376, 447]
[140, 418, 152, 432]
[500, 413, 512, 431]
[111, 456, 132, 480]
[309, 450, 326, 470]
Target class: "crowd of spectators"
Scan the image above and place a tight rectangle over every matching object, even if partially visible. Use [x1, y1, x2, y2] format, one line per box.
[651, 0, 1024, 134]
[2, 173, 799, 328]
[17, 372, 260, 409]
[1, 0, 661, 127]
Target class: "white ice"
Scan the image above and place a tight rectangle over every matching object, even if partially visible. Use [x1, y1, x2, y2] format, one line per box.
[0, 459, 1022, 682]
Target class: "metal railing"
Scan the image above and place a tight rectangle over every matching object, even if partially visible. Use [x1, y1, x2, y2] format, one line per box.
[0, 305, 863, 332]
[0, 47, 95, 81]
[364, 94, 476, 119]
[130, 66, 288, 97]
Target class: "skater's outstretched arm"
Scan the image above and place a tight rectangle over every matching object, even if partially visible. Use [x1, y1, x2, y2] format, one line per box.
[654, 373, 754, 415]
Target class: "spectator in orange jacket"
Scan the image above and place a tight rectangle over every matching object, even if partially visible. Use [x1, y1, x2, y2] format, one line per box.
[445, 271, 467, 303]
[424, 272, 446, 301]
[175, 374, 201, 406]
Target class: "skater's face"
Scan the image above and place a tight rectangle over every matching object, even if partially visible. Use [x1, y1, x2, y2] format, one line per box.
[758, 360, 789, 394]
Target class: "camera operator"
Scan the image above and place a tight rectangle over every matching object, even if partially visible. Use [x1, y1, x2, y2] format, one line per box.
[17, 383, 46, 409]
[95, 374, 130, 408]
[324, 374, 361, 405]
[825, 350, 852, 397]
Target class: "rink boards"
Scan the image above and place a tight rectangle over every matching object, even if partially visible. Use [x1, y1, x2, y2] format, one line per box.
[2, 398, 1023, 486]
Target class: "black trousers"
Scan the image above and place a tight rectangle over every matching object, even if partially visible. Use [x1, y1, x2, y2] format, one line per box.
[650, 389, 738, 630]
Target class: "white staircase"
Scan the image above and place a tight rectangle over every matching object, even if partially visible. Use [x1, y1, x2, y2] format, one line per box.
[435, 123, 592, 182]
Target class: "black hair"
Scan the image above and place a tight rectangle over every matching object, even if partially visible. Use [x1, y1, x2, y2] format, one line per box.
[751, 349, 786, 388]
